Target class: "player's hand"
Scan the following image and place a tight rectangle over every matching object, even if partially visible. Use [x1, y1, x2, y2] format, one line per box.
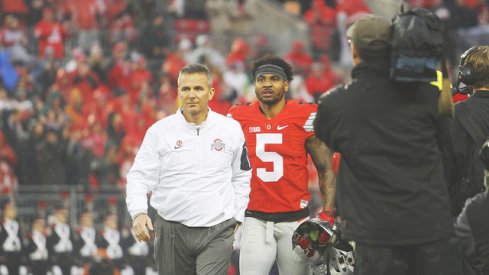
[133, 213, 153, 242]
[318, 210, 335, 226]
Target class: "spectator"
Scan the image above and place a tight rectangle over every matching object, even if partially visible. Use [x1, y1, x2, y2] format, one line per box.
[250, 34, 274, 60]
[106, 111, 126, 148]
[34, 56, 61, 96]
[288, 68, 314, 102]
[305, 61, 338, 102]
[108, 42, 132, 92]
[178, 38, 194, 64]
[223, 61, 251, 104]
[26, 0, 45, 27]
[285, 40, 313, 74]
[64, 129, 90, 187]
[128, 54, 153, 104]
[108, 11, 137, 45]
[115, 134, 138, 190]
[207, 66, 232, 115]
[0, 132, 18, 195]
[104, 0, 129, 22]
[69, 58, 101, 106]
[161, 45, 188, 83]
[34, 7, 67, 60]
[336, 0, 371, 26]
[67, 0, 102, 51]
[64, 88, 86, 130]
[189, 34, 227, 71]
[116, 93, 142, 141]
[13, 61, 37, 101]
[0, 15, 30, 63]
[226, 37, 250, 66]
[303, 0, 336, 58]
[5, 108, 34, 183]
[34, 127, 66, 185]
[335, 0, 371, 66]
[206, 0, 239, 33]
[140, 13, 169, 60]
[155, 73, 178, 115]
[87, 42, 110, 82]
[83, 118, 109, 186]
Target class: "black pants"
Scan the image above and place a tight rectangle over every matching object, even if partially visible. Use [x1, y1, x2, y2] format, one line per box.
[354, 237, 463, 275]
[5, 252, 21, 275]
[30, 260, 49, 275]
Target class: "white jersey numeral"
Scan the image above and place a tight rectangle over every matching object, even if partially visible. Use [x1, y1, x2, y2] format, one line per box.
[256, 133, 283, 182]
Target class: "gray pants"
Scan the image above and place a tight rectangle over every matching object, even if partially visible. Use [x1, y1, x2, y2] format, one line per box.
[154, 215, 236, 275]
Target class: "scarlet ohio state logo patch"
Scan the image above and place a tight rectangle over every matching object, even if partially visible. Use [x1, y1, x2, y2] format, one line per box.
[211, 139, 225, 151]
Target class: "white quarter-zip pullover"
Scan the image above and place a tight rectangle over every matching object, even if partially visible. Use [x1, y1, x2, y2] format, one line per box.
[126, 109, 251, 227]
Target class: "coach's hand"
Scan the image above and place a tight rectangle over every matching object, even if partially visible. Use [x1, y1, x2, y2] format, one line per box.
[133, 213, 153, 242]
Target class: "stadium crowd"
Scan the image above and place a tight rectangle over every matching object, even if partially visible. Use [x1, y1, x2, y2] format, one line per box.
[0, 0, 488, 274]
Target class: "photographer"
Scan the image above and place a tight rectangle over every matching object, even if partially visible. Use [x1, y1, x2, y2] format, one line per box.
[444, 46, 489, 216]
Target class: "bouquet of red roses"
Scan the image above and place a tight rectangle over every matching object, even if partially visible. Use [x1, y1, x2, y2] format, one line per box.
[292, 218, 335, 257]
[292, 218, 354, 274]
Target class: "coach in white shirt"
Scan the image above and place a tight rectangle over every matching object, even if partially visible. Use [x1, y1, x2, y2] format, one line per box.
[126, 63, 251, 275]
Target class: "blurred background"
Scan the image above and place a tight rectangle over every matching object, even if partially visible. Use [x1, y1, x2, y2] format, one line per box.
[0, 0, 488, 273]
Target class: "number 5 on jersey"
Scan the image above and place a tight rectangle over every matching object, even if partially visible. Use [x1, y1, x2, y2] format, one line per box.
[256, 133, 283, 182]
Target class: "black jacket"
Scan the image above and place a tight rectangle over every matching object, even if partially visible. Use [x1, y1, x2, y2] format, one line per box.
[314, 62, 452, 245]
[454, 191, 489, 275]
[444, 91, 489, 216]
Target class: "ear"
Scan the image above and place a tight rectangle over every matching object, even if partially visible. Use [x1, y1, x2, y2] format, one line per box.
[351, 45, 361, 65]
[209, 87, 215, 100]
[284, 81, 289, 93]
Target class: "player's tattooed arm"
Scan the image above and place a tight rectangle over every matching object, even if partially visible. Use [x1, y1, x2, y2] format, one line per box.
[306, 135, 336, 211]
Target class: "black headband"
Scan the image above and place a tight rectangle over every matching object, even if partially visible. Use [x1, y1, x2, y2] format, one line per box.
[255, 64, 287, 81]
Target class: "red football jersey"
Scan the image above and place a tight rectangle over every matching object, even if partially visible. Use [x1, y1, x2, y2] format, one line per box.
[228, 100, 317, 213]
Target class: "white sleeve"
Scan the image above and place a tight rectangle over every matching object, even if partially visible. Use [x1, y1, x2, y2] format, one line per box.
[231, 126, 252, 223]
[303, 111, 316, 132]
[126, 126, 161, 220]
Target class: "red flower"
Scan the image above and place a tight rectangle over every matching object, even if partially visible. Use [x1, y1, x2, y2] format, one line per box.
[318, 231, 330, 244]
[298, 236, 309, 249]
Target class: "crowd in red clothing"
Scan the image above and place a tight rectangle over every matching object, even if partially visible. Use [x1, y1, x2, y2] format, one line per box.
[0, 0, 164, 195]
[0, 0, 486, 198]
[0, 1, 343, 199]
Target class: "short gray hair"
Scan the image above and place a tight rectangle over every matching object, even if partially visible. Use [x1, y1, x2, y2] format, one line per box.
[178, 63, 213, 87]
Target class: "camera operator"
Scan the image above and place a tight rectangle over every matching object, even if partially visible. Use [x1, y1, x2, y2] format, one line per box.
[314, 14, 460, 274]
[444, 46, 489, 216]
